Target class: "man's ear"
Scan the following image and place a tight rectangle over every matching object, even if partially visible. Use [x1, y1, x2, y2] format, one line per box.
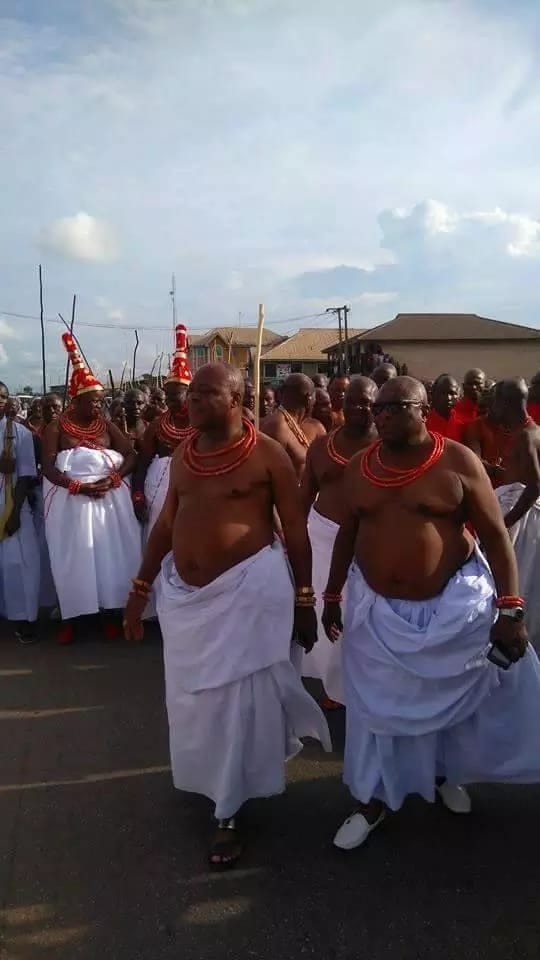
[232, 391, 242, 409]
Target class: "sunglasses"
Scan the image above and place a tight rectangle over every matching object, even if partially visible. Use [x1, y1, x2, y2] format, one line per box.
[372, 400, 423, 416]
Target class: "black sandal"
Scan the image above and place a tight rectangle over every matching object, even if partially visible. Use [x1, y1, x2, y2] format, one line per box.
[208, 817, 243, 870]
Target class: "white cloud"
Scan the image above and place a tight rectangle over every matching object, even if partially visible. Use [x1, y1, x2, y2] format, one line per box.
[0, 345, 9, 365]
[108, 308, 125, 321]
[38, 213, 119, 263]
[0, 319, 21, 340]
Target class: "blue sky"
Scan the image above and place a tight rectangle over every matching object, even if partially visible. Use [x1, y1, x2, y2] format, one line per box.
[1, 0, 540, 388]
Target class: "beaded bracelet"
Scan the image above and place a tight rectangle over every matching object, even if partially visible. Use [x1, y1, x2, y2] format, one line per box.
[296, 586, 315, 597]
[295, 596, 316, 608]
[496, 596, 525, 608]
[322, 592, 343, 604]
[68, 479, 82, 496]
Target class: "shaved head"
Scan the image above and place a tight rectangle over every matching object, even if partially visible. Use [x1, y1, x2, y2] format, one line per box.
[372, 363, 397, 388]
[463, 368, 486, 403]
[492, 377, 528, 426]
[188, 362, 246, 431]
[346, 376, 378, 401]
[344, 377, 378, 433]
[376, 376, 427, 404]
[282, 373, 315, 415]
[191, 362, 245, 400]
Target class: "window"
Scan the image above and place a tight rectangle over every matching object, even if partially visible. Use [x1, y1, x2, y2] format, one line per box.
[291, 362, 302, 373]
[264, 362, 277, 379]
[318, 362, 328, 373]
[215, 343, 224, 361]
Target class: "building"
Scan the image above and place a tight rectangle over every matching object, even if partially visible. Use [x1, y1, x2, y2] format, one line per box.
[324, 313, 540, 381]
[188, 327, 284, 376]
[260, 327, 366, 382]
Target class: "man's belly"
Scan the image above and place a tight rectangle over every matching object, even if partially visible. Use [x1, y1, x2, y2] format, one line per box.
[172, 507, 274, 587]
[314, 482, 346, 526]
[355, 519, 473, 600]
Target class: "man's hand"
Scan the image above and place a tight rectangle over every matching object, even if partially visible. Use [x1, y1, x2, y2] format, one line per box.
[490, 616, 528, 662]
[0, 455, 15, 475]
[79, 479, 112, 498]
[294, 606, 318, 654]
[133, 499, 148, 524]
[4, 508, 21, 537]
[322, 601, 343, 643]
[123, 592, 147, 642]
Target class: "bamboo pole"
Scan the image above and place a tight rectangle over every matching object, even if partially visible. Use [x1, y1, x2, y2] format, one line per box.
[132, 329, 140, 386]
[254, 303, 265, 430]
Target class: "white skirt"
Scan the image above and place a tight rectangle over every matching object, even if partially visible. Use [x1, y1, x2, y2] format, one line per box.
[0, 502, 40, 622]
[44, 447, 142, 619]
[496, 482, 540, 648]
[157, 542, 331, 818]
[302, 506, 344, 702]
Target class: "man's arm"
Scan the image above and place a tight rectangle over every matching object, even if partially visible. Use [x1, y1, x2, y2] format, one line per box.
[459, 446, 519, 598]
[108, 422, 138, 477]
[132, 422, 158, 498]
[41, 422, 70, 489]
[503, 432, 540, 529]
[463, 421, 504, 484]
[300, 441, 320, 517]
[267, 437, 312, 587]
[123, 457, 179, 641]
[5, 425, 36, 536]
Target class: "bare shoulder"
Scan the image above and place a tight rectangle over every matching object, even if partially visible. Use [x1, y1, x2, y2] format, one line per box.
[259, 412, 282, 439]
[256, 430, 290, 463]
[304, 418, 326, 440]
[443, 438, 485, 475]
[307, 433, 327, 458]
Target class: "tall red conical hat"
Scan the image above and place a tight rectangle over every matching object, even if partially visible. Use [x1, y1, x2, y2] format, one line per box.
[166, 324, 192, 386]
[62, 333, 104, 398]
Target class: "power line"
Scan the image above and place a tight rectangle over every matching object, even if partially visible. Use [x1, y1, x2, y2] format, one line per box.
[0, 309, 331, 332]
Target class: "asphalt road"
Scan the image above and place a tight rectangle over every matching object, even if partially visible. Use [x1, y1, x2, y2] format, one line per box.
[1, 626, 540, 960]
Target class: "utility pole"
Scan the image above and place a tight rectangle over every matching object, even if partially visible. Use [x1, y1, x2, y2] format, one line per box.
[343, 304, 350, 374]
[169, 273, 177, 337]
[326, 306, 347, 374]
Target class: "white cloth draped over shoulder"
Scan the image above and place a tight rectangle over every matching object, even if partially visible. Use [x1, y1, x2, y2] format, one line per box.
[496, 482, 540, 648]
[44, 447, 142, 620]
[144, 455, 171, 541]
[302, 506, 344, 703]
[0, 419, 40, 621]
[343, 548, 540, 811]
[156, 540, 331, 819]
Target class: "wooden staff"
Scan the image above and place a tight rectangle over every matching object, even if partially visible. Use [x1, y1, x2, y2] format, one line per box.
[254, 303, 265, 430]
[132, 330, 140, 386]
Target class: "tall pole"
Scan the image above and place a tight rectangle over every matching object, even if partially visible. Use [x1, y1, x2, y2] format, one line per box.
[39, 264, 46, 394]
[343, 304, 350, 374]
[254, 303, 265, 430]
[170, 273, 177, 337]
[62, 294, 77, 409]
[337, 307, 343, 375]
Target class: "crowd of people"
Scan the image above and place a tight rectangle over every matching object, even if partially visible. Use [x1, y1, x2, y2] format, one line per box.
[2, 323, 540, 867]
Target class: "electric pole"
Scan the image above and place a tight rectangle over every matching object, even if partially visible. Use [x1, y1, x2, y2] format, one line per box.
[326, 305, 351, 374]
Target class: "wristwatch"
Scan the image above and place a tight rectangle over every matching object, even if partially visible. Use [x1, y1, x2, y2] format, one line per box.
[498, 606, 525, 623]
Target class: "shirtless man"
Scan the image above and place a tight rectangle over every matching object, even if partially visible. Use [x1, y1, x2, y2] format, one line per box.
[261, 373, 324, 480]
[454, 368, 485, 424]
[123, 363, 329, 867]
[527, 372, 540, 424]
[121, 389, 147, 450]
[42, 333, 140, 644]
[328, 375, 350, 427]
[301, 377, 377, 706]
[242, 379, 256, 423]
[145, 388, 167, 423]
[132, 325, 193, 532]
[311, 388, 333, 433]
[322, 376, 540, 850]
[491, 380, 540, 646]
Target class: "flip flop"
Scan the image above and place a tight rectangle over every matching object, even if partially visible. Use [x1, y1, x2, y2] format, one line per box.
[208, 817, 243, 870]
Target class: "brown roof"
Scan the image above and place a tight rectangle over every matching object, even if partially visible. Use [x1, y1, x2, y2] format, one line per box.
[262, 327, 367, 362]
[197, 326, 284, 348]
[187, 333, 206, 346]
[323, 313, 540, 350]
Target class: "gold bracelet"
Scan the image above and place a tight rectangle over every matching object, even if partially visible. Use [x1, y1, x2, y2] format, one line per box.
[296, 586, 315, 596]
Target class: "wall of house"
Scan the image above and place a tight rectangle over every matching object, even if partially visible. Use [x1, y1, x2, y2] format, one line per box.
[370, 340, 540, 381]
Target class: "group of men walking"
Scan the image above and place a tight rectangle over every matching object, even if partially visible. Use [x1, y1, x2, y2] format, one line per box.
[2, 323, 540, 867]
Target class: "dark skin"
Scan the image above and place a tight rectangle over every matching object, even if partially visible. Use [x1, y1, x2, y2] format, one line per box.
[328, 376, 350, 427]
[301, 377, 378, 526]
[260, 387, 276, 420]
[27, 398, 43, 429]
[371, 364, 397, 389]
[462, 368, 486, 405]
[124, 362, 318, 865]
[261, 373, 325, 480]
[323, 376, 526, 661]
[132, 381, 190, 523]
[312, 374, 329, 390]
[123, 390, 147, 449]
[490, 378, 540, 528]
[145, 389, 167, 422]
[0, 387, 34, 537]
[41, 390, 136, 498]
[311, 388, 333, 433]
[431, 375, 459, 418]
[528, 373, 540, 405]
[42, 394, 62, 426]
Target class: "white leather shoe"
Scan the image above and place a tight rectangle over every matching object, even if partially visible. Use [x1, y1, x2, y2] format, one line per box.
[436, 782, 472, 814]
[333, 810, 386, 850]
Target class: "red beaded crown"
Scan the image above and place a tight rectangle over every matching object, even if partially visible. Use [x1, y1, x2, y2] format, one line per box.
[166, 324, 192, 386]
[62, 333, 104, 398]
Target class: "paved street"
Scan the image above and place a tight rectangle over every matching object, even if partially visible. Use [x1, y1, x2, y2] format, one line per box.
[1, 629, 539, 960]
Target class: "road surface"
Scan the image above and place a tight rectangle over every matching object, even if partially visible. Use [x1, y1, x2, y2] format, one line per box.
[1, 628, 539, 959]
